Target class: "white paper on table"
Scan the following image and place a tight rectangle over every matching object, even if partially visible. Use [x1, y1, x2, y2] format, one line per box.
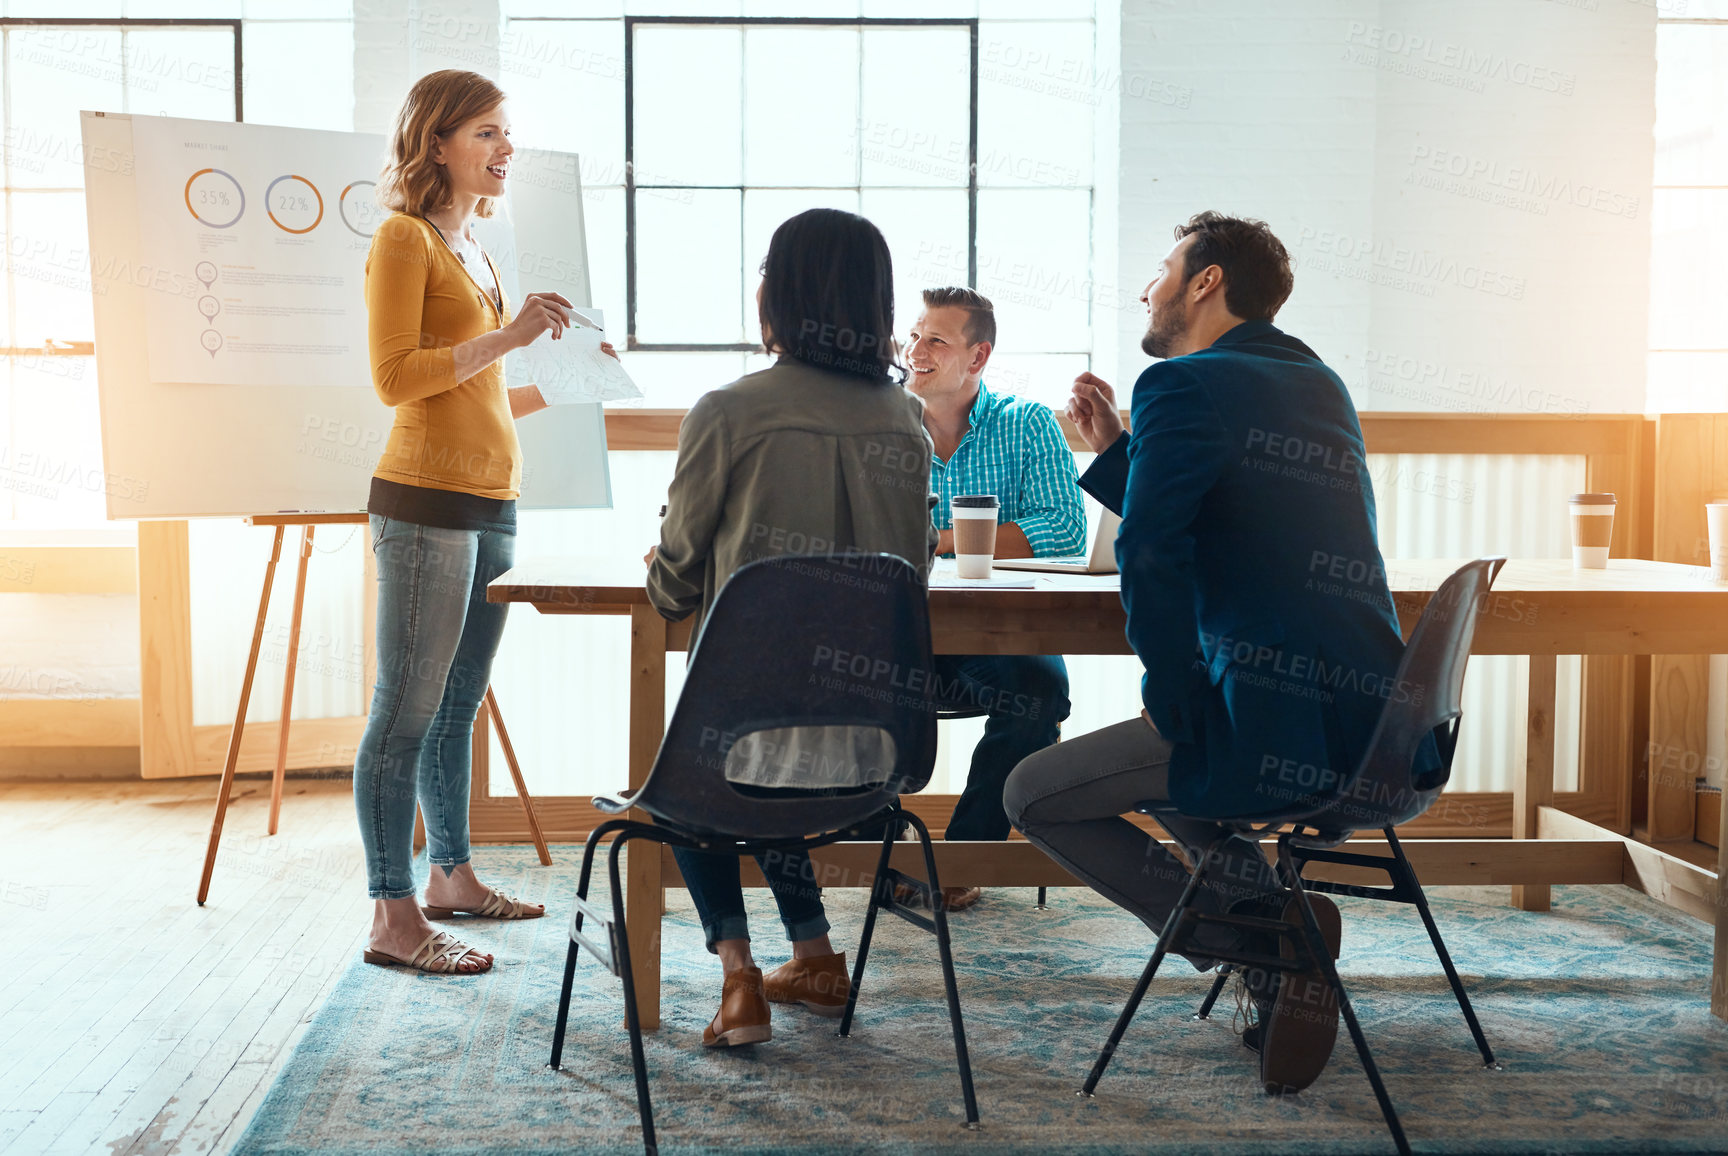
[513, 307, 642, 404]
[927, 559, 1036, 589]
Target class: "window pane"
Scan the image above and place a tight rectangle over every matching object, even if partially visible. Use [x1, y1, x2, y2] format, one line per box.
[977, 20, 1094, 188]
[861, 27, 969, 188]
[1648, 352, 1728, 415]
[632, 26, 741, 186]
[742, 26, 858, 187]
[502, 18, 625, 178]
[9, 193, 96, 346]
[243, 0, 352, 16]
[4, 356, 110, 527]
[123, 28, 237, 121]
[634, 188, 742, 343]
[619, 350, 747, 408]
[1655, 26, 1728, 187]
[1650, 189, 1728, 350]
[242, 21, 351, 130]
[8, 28, 125, 188]
[984, 351, 1088, 408]
[977, 188, 1092, 353]
[860, 187, 967, 345]
[742, 187, 860, 325]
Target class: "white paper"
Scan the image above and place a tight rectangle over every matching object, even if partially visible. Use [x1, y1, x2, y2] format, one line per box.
[514, 307, 642, 404]
[927, 559, 1036, 588]
[131, 115, 385, 386]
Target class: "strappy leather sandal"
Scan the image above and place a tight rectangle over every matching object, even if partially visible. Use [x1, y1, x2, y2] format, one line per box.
[421, 884, 544, 921]
[362, 929, 492, 974]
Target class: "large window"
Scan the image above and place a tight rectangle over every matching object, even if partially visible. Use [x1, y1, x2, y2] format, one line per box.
[625, 16, 977, 354]
[1650, 6, 1728, 412]
[503, 1, 1103, 409]
[0, 17, 239, 531]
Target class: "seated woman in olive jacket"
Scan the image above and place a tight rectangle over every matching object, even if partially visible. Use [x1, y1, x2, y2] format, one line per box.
[645, 208, 940, 1047]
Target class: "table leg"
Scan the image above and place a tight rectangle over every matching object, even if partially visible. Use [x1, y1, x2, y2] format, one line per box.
[1714, 770, 1728, 1021]
[1512, 653, 1559, 912]
[627, 605, 667, 1031]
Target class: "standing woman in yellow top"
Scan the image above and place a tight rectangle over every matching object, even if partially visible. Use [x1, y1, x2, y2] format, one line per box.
[356, 70, 600, 974]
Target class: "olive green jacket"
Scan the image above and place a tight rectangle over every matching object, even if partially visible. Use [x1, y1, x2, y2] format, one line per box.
[647, 357, 939, 636]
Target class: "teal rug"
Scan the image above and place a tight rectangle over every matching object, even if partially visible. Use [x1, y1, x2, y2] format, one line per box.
[234, 846, 1728, 1155]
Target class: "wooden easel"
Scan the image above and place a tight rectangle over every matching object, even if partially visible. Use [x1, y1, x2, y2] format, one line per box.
[196, 512, 550, 905]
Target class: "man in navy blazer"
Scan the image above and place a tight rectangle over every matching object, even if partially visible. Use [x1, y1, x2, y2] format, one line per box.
[1004, 212, 1420, 1094]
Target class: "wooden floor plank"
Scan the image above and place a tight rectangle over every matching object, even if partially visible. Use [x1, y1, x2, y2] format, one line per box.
[0, 780, 372, 1156]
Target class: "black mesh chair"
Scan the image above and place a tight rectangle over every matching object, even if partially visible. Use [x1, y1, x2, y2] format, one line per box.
[547, 554, 978, 1155]
[930, 700, 1053, 910]
[1079, 557, 1506, 1156]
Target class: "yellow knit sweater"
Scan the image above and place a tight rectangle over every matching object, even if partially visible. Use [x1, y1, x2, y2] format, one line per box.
[365, 212, 519, 500]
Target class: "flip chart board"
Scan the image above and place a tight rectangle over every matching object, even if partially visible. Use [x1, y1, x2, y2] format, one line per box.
[82, 110, 612, 519]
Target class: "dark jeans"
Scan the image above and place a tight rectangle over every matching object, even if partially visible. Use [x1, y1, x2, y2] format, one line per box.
[673, 844, 832, 953]
[1003, 716, 1284, 969]
[933, 654, 1071, 840]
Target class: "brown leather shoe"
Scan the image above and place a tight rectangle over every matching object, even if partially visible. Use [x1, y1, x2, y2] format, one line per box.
[890, 883, 982, 912]
[1261, 894, 1342, 1094]
[762, 953, 851, 1018]
[938, 886, 982, 912]
[701, 966, 772, 1048]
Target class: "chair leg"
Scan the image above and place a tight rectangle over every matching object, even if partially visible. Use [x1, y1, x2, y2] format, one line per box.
[549, 824, 610, 1071]
[609, 834, 659, 1156]
[1035, 886, 1048, 910]
[1384, 827, 1498, 1069]
[905, 809, 981, 1127]
[1282, 848, 1410, 1156]
[1193, 965, 1233, 1021]
[839, 810, 901, 1038]
[1080, 847, 1214, 1097]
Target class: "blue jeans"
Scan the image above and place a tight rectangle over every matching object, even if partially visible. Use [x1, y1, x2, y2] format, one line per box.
[353, 514, 514, 899]
[933, 654, 1071, 840]
[673, 843, 832, 952]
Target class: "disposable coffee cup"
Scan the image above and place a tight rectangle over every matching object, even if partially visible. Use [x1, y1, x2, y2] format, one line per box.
[1707, 501, 1728, 584]
[1569, 493, 1616, 570]
[951, 495, 999, 579]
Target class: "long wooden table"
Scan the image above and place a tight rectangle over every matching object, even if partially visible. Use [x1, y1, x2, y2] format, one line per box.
[489, 557, 1728, 1028]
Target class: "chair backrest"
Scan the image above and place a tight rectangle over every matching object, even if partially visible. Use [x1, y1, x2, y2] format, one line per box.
[1296, 556, 1506, 837]
[631, 553, 938, 840]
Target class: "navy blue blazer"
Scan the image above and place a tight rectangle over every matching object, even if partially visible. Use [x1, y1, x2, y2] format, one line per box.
[1081, 320, 1430, 820]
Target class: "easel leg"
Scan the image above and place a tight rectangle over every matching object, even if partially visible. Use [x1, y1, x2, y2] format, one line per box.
[1513, 653, 1558, 912]
[484, 686, 551, 866]
[626, 605, 667, 1031]
[268, 525, 314, 836]
[198, 526, 285, 906]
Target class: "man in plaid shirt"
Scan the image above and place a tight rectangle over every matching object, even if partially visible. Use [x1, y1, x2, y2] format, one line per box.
[906, 287, 1087, 911]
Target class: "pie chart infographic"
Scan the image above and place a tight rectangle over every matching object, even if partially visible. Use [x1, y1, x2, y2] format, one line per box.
[183, 167, 244, 229]
[134, 114, 386, 386]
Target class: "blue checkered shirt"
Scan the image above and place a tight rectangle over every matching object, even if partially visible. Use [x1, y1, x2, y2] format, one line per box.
[929, 381, 1086, 557]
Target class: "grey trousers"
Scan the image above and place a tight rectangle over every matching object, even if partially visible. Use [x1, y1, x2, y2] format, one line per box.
[1002, 716, 1283, 967]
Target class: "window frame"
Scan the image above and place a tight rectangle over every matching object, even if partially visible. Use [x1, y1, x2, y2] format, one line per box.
[0, 16, 243, 360]
[622, 14, 979, 353]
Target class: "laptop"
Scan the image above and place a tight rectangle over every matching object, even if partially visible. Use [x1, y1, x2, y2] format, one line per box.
[993, 508, 1121, 575]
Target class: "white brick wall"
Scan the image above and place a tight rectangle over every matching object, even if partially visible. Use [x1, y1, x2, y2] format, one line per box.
[1114, 0, 1656, 416]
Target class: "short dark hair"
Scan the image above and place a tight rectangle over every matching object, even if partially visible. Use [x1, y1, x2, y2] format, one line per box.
[759, 208, 901, 384]
[920, 286, 996, 348]
[1173, 211, 1293, 322]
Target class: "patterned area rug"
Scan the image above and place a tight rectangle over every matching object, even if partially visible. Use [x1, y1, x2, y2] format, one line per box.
[234, 846, 1728, 1155]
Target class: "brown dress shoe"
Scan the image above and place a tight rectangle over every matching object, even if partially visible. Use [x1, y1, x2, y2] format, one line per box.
[1261, 894, 1342, 1094]
[701, 966, 772, 1048]
[938, 886, 982, 912]
[762, 953, 851, 1018]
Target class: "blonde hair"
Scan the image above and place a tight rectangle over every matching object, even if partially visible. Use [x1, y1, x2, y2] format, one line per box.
[377, 70, 507, 220]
